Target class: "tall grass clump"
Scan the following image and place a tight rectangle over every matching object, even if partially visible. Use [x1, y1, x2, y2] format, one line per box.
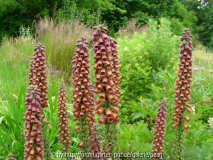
[0, 36, 64, 101]
[0, 87, 26, 159]
[35, 17, 92, 82]
[0, 36, 35, 97]
[172, 28, 193, 160]
[118, 19, 148, 39]
[0, 26, 34, 95]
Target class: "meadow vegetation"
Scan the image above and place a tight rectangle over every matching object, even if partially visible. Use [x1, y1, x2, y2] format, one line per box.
[0, 16, 213, 160]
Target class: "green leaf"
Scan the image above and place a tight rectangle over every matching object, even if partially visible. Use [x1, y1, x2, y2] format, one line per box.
[12, 140, 23, 157]
[0, 116, 5, 124]
[133, 112, 142, 120]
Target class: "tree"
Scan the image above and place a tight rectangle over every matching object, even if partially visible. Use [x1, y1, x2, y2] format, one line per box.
[198, 3, 213, 47]
[178, 0, 213, 47]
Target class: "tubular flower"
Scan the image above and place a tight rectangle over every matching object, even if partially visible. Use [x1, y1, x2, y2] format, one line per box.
[28, 43, 50, 158]
[92, 24, 119, 125]
[172, 28, 193, 130]
[28, 43, 48, 108]
[151, 99, 167, 159]
[109, 37, 121, 103]
[89, 127, 101, 159]
[6, 153, 16, 160]
[89, 84, 95, 128]
[89, 84, 101, 158]
[57, 80, 71, 151]
[24, 85, 43, 160]
[92, 24, 121, 155]
[72, 37, 91, 153]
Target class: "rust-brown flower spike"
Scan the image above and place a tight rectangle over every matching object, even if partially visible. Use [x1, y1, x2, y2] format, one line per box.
[172, 28, 193, 130]
[28, 43, 48, 108]
[57, 79, 71, 151]
[89, 84, 101, 158]
[92, 24, 120, 125]
[151, 99, 167, 159]
[72, 37, 91, 122]
[89, 84, 95, 129]
[110, 37, 121, 103]
[72, 37, 92, 151]
[24, 85, 43, 160]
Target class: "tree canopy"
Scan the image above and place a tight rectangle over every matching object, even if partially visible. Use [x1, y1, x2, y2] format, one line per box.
[0, 0, 212, 47]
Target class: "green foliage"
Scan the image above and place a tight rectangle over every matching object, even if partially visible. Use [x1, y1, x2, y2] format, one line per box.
[0, 0, 187, 39]
[183, 137, 213, 160]
[1, 9, 213, 159]
[0, 86, 78, 159]
[118, 121, 152, 154]
[117, 18, 178, 123]
[55, 0, 102, 26]
[117, 32, 151, 123]
[101, 0, 176, 36]
[117, 33, 151, 101]
[170, 18, 184, 35]
[169, 0, 198, 35]
[19, 25, 32, 38]
[123, 72, 213, 160]
[0, 0, 63, 40]
[208, 37, 213, 50]
[0, 0, 211, 50]
[0, 35, 75, 158]
[0, 0, 208, 49]
[178, 0, 213, 48]
[198, 4, 213, 48]
[143, 18, 179, 71]
[0, 36, 35, 96]
[189, 72, 213, 123]
[0, 0, 31, 40]
[0, 87, 25, 159]
[117, 18, 178, 101]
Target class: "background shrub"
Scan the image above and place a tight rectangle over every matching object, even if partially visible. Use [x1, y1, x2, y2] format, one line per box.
[117, 18, 179, 123]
